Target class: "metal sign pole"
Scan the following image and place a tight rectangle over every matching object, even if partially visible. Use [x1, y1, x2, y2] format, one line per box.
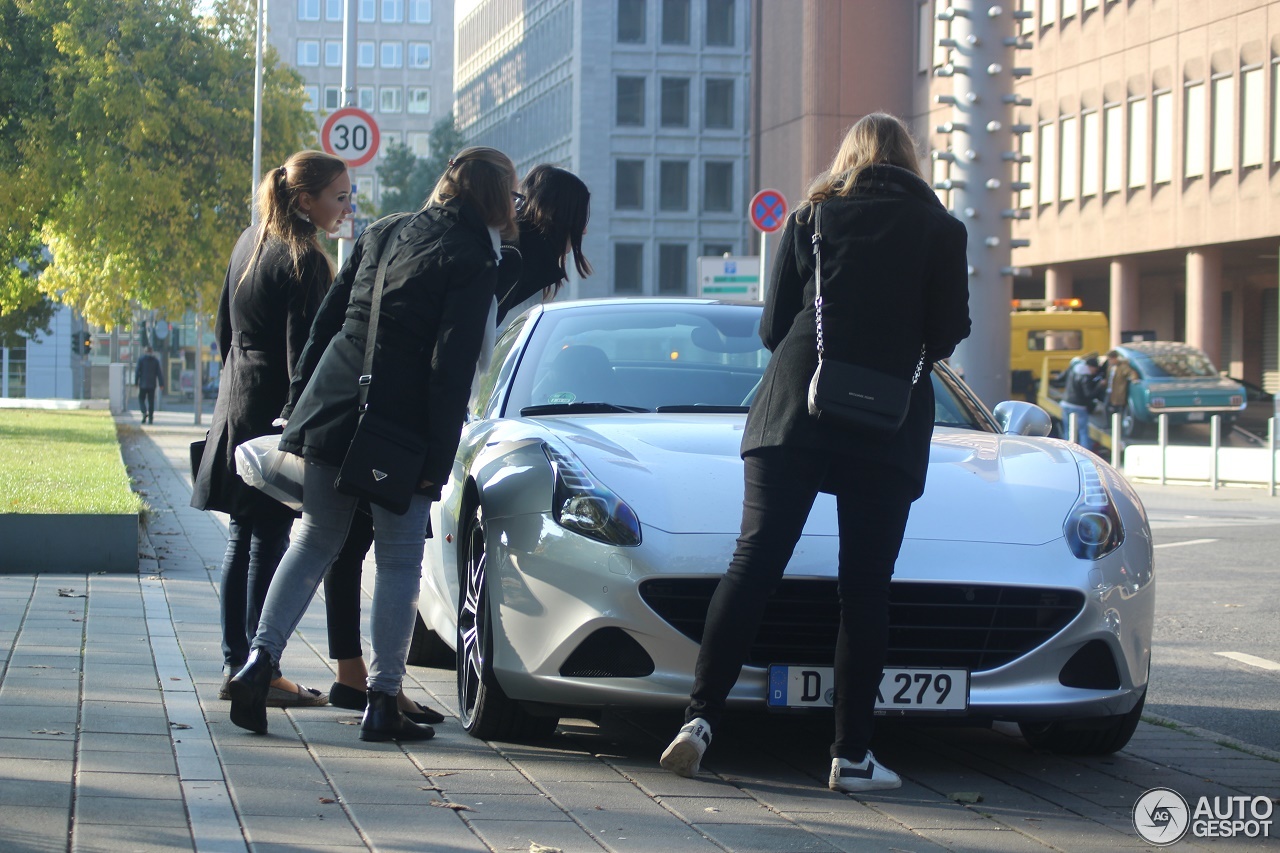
[758, 231, 767, 302]
[250, 0, 264, 226]
[337, 0, 355, 268]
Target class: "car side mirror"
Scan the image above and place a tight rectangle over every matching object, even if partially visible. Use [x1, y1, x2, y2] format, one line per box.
[993, 400, 1053, 436]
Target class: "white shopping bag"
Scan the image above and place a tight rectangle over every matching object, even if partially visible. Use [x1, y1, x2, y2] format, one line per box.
[234, 434, 305, 511]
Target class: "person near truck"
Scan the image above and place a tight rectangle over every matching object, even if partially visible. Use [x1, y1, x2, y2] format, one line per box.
[1105, 349, 1136, 415]
[1062, 354, 1107, 450]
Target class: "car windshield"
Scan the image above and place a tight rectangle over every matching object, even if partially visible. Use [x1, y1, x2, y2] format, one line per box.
[497, 302, 992, 430]
[1130, 348, 1218, 379]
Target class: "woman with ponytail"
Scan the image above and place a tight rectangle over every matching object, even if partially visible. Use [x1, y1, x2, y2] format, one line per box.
[229, 147, 521, 742]
[192, 150, 352, 708]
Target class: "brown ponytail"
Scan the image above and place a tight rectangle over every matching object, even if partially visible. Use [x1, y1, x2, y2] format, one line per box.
[239, 150, 348, 288]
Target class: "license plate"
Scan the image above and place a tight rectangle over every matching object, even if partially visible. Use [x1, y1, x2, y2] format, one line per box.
[1186, 411, 1205, 422]
[767, 665, 969, 712]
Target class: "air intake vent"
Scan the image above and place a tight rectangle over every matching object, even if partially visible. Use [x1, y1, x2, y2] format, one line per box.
[1058, 639, 1121, 690]
[559, 627, 654, 678]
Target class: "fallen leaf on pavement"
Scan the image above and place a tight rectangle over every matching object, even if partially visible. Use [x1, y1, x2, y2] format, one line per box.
[169, 723, 192, 730]
[529, 843, 563, 853]
[948, 791, 983, 804]
[30, 730, 65, 735]
[430, 801, 473, 812]
[56, 589, 86, 598]
[319, 797, 336, 804]
[418, 785, 443, 792]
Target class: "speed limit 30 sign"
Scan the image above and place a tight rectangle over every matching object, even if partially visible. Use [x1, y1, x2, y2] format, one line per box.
[321, 107, 380, 168]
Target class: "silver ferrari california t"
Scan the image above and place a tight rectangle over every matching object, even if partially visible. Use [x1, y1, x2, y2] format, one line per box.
[413, 298, 1154, 755]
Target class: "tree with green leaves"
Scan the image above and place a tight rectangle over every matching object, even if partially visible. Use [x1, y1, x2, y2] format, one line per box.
[1, 0, 316, 329]
[376, 113, 467, 216]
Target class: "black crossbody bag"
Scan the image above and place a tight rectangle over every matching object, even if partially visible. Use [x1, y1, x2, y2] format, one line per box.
[805, 201, 925, 437]
[333, 216, 425, 515]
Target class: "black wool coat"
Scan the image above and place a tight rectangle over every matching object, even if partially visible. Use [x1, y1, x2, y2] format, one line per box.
[741, 164, 972, 499]
[279, 200, 501, 496]
[191, 228, 328, 519]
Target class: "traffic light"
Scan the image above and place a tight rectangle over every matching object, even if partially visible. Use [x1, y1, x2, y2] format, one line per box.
[81, 332, 92, 356]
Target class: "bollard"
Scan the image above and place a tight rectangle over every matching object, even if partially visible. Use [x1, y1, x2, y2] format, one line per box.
[1158, 413, 1168, 485]
[1209, 414, 1220, 490]
[1111, 412, 1122, 468]
[1271, 417, 1277, 498]
[1068, 411, 1079, 446]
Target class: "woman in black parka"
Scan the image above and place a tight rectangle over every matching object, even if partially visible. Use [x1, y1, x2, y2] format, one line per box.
[192, 150, 351, 707]
[661, 114, 972, 792]
[228, 147, 520, 742]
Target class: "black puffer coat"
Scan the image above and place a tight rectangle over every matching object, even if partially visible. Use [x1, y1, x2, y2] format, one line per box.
[741, 165, 971, 498]
[191, 227, 328, 519]
[279, 200, 501, 496]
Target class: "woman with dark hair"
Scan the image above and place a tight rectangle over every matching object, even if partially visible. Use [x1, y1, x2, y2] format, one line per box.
[660, 113, 971, 792]
[193, 149, 351, 709]
[228, 147, 521, 742]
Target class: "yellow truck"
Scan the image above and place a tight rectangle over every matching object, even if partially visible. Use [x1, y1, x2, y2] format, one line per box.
[1009, 299, 1110, 402]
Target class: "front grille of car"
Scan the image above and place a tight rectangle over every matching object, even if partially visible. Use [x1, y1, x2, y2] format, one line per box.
[639, 579, 1086, 672]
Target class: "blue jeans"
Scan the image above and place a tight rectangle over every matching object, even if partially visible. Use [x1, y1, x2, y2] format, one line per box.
[220, 514, 291, 671]
[251, 460, 430, 694]
[1060, 402, 1093, 451]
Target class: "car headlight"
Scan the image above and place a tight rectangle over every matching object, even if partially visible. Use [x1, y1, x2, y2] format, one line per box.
[543, 444, 641, 547]
[1064, 458, 1124, 560]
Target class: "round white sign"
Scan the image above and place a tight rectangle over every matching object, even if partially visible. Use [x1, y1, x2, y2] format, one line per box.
[321, 107, 380, 168]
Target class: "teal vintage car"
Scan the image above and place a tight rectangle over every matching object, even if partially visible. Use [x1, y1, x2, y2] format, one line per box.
[1116, 341, 1246, 438]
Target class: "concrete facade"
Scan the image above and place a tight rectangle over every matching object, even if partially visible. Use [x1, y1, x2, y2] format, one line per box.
[454, 0, 753, 299]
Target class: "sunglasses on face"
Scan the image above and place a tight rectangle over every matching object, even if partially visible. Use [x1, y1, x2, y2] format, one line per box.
[512, 191, 526, 212]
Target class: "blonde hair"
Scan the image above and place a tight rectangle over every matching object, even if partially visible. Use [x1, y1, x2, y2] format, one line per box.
[803, 113, 924, 209]
[241, 150, 347, 287]
[427, 146, 519, 240]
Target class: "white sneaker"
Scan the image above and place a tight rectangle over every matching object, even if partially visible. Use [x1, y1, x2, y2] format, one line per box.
[660, 717, 712, 777]
[829, 752, 902, 792]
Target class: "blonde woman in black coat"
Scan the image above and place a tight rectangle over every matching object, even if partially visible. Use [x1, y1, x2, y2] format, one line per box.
[661, 114, 972, 792]
[192, 150, 352, 708]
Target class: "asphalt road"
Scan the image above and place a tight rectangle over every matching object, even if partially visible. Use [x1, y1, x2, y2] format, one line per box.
[1135, 482, 1280, 755]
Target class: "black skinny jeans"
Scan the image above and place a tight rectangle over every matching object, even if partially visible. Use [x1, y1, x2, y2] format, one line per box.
[686, 446, 915, 761]
[323, 507, 376, 661]
[220, 514, 292, 670]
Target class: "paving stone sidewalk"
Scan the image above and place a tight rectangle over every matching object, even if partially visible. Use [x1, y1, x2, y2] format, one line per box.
[0, 408, 1276, 853]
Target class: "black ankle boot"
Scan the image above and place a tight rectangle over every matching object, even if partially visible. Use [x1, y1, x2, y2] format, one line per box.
[360, 689, 435, 742]
[227, 648, 275, 734]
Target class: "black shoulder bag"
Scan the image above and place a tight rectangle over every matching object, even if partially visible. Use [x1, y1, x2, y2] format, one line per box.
[805, 201, 926, 437]
[333, 216, 425, 515]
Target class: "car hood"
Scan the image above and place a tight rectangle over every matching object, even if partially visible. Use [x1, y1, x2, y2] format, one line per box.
[536, 415, 1083, 545]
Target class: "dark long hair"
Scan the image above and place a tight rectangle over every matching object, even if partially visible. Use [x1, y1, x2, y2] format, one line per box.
[240, 150, 347, 287]
[519, 165, 593, 282]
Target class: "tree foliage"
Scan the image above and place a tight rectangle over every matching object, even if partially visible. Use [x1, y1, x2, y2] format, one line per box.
[376, 113, 466, 216]
[1, 0, 316, 328]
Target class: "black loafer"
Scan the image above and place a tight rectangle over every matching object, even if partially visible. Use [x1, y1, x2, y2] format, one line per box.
[327, 681, 367, 711]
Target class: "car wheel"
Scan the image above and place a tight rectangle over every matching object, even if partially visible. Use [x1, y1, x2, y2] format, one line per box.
[406, 613, 455, 670]
[1121, 405, 1147, 440]
[455, 506, 558, 741]
[1018, 689, 1145, 755]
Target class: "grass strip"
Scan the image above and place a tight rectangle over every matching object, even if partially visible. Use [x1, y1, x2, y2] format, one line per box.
[0, 409, 143, 514]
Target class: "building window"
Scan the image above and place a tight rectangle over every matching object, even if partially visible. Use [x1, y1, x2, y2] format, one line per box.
[617, 77, 645, 126]
[358, 41, 375, 67]
[409, 132, 430, 156]
[1083, 0, 1099, 9]
[1273, 62, 1280, 163]
[325, 40, 343, 67]
[1241, 66, 1264, 168]
[1127, 97, 1147, 188]
[409, 42, 431, 68]
[380, 131, 399, 157]
[931, 155, 951, 210]
[324, 86, 342, 110]
[662, 0, 690, 44]
[359, 0, 376, 22]
[704, 78, 734, 129]
[409, 0, 431, 23]
[1017, 130, 1033, 208]
[615, 159, 645, 209]
[659, 160, 689, 210]
[618, 0, 646, 43]
[1041, 0, 1055, 26]
[1102, 102, 1123, 193]
[1037, 121, 1056, 204]
[703, 161, 733, 212]
[1153, 91, 1173, 184]
[380, 87, 402, 113]
[1211, 74, 1234, 173]
[408, 87, 430, 114]
[615, 243, 644, 293]
[326, 0, 343, 21]
[1185, 82, 1205, 178]
[703, 242, 733, 257]
[1080, 110, 1099, 197]
[1020, 0, 1035, 35]
[358, 86, 375, 111]
[296, 40, 320, 66]
[302, 85, 319, 111]
[658, 244, 689, 294]
[381, 42, 403, 68]
[1059, 115, 1078, 201]
[382, 0, 403, 22]
[1062, 0, 1078, 18]
[706, 0, 734, 46]
[660, 77, 690, 127]
[298, 0, 320, 21]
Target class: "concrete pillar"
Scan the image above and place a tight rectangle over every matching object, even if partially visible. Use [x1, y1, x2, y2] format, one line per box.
[1109, 258, 1140, 349]
[1186, 247, 1222, 362]
[1044, 267, 1073, 302]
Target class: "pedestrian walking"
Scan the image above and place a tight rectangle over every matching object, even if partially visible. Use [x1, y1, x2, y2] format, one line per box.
[228, 147, 521, 742]
[192, 149, 352, 708]
[321, 163, 593, 726]
[135, 347, 164, 424]
[660, 113, 971, 792]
